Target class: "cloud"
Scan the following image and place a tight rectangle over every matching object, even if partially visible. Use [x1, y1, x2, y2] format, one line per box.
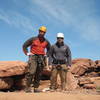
[0, 10, 11, 25]
[0, 9, 33, 34]
[0, 0, 100, 41]
[30, 0, 100, 41]
[30, 0, 73, 25]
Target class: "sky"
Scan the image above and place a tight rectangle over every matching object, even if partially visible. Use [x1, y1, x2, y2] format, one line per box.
[0, 0, 100, 62]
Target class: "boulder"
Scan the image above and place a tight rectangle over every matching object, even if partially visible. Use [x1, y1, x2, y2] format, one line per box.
[84, 72, 99, 77]
[66, 71, 78, 90]
[0, 77, 13, 90]
[79, 77, 94, 85]
[90, 77, 100, 88]
[70, 58, 96, 76]
[95, 60, 100, 68]
[0, 61, 28, 77]
[83, 84, 96, 89]
[13, 75, 26, 90]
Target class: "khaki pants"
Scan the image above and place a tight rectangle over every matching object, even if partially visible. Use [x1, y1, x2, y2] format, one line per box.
[50, 64, 68, 90]
[25, 55, 45, 89]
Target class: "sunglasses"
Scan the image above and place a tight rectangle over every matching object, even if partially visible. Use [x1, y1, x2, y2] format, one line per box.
[57, 37, 64, 39]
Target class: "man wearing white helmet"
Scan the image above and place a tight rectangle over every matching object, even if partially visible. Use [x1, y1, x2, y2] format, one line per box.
[49, 33, 72, 91]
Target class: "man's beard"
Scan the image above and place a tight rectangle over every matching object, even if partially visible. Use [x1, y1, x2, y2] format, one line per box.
[38, 34, 44, 38]
[57, 41, 64, 46]
[38, 34, 44, 42]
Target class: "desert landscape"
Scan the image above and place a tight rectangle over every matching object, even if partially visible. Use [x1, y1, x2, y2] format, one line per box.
[0, 58, 100, 100]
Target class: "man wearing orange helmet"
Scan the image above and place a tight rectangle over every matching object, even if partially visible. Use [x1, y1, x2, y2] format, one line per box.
[23, 26, 51, 93]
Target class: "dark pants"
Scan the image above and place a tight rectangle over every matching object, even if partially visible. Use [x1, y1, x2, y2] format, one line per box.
[25, 55, 45, 89]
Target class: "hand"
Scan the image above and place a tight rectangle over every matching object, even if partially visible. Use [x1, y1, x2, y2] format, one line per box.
[67, 66, 71, 70]
[26, 52, 33, 56]
[44, 65, 52, 71]
[43, 65, 52, 71]
[48, 65, 52, 70]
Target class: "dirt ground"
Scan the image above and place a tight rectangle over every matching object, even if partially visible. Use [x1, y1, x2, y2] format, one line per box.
[0, 80, 100, 100]
[0, 92, 100, 100]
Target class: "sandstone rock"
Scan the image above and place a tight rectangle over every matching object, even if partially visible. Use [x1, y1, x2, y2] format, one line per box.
[95, 60, 100, 68]
[13, 75, 26, 90]
[79, 77, 94, 85]
[0, 77, 13, 90]
[83, 84, 96, 89]
[71, 58, 96, 76]
[66, 71, 78, 90]
[91, 77, 100, 80]
[0, 61, 28, 77]
[84, 72, 99, 77]
[90, 77, 100, 88]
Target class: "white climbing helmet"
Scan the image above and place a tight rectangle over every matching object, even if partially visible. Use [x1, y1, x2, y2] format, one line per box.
[57, 33, 64, 38]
